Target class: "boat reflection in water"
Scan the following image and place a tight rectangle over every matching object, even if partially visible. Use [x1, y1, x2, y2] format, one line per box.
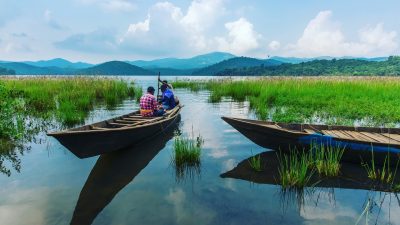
[221, 151, 400, 222]
[70, 119, 180, 225]
[221, 151, 400, 192]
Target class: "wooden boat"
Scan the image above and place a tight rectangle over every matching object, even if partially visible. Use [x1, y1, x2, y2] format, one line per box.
[221, 117, 400, 165]
[47, 105, 182, 158]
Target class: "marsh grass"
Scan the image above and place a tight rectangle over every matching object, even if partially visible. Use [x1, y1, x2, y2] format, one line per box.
[0, 77, 141, 175]
[277, 149, 315, 189]
[248, 151, 263, 172]
[309, 142, 345, 177]
[172, 77, 400, 124]
[362, 150, 400, 186]
[1, 77, 140, 126]
[172, 131, 204, 182]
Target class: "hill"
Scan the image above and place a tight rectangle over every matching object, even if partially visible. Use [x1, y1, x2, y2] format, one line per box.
[0, 62, 75, 75]
[23, 58, 93, 69]
[192, 57, 282, 75]
[270, 56, 388, 64]
[76, 61, 153, 75]
[217, 56, 400, 76]
[129, 52, 235, 70]
[0, 67, 16, 75]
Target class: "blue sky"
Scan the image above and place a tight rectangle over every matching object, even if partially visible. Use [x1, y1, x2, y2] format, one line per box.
[0, 0, 399, 63]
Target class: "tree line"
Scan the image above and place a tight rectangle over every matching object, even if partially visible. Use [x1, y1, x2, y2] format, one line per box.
[217, 56, 400, 76]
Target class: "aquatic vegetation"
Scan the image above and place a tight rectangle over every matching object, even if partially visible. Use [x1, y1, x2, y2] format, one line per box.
[308, 142, 345, 177]
[0, 77, 141, 176]
[173, 134, 203, 166]
[248, 152, 263, 172]
[277, 149, 314, 189]
[172, 77, 400, 125]
[1, 77, 140, 126]
[362, 151, 399, 185]
[133, 86, 143, 102]
[172, 132, 203, 182]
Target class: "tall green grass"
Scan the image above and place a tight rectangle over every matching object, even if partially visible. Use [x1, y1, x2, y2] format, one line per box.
[362, 150, 400, 185]
[1, 77, 140, 126]
[172, 132, 203, 181]
[308, 142, 345, 177]
[0, 77, 141, 176]
[277, 149, 315, 189]
[248, 151, 263, 172]
[173, 77, 400, 125]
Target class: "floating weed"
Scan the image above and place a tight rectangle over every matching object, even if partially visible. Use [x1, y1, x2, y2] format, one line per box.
[277, 149, 315, 189]
[309, 142, 345, 177]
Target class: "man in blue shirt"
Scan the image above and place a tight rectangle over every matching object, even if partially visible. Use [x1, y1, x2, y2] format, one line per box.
[160, 84, 176, 110]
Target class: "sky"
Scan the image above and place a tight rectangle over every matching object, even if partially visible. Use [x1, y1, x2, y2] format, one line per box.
[0, 0, 399, 63]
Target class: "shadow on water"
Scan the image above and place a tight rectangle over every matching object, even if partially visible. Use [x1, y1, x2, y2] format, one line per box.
[221, 151, 400, 192]
[70, 121, 180, 225]
[221, 151, 400, 224]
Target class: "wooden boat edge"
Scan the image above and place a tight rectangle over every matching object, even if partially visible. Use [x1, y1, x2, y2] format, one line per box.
[47, 105, 182, 136]
[221, 116, 400, 148]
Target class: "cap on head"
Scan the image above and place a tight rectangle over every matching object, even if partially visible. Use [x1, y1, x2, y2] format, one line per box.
[147, 86, 155, 94]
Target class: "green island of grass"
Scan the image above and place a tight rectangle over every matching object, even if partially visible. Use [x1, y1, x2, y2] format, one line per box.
[173, 77, 400, 126]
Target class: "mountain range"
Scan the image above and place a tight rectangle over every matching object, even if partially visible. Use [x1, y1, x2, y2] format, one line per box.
[0, 52, 392, 75]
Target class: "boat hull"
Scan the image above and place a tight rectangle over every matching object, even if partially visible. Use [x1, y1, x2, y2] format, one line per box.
[222, 117, 400, 165]
[48, 107, 181, 158]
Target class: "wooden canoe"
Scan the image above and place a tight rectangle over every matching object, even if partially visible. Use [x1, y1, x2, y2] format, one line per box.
[47, 105, 182, 158]
[221, 116, 400, 165]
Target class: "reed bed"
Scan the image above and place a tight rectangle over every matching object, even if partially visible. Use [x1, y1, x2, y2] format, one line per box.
[1, 77, 139, 126]
[172, 77, 400, 125]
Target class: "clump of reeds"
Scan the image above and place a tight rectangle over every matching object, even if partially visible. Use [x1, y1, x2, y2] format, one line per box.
[248, 151, 263, 172]
[277, 149, 314, 189]
[172, 131, 204, 182]
[308, 142, 345, 177]
[362, 150, 399, 185]
[173, 131, 203, 166]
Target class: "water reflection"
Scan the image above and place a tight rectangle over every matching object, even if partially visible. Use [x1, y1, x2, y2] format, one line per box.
[70, 121, 180, 225]
[221, 151, 400, 192]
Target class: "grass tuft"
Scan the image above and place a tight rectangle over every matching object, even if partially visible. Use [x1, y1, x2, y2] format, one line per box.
[248, 151, 263, 172]
[308, 142, 345, 177]
[277, 149, 314, 189]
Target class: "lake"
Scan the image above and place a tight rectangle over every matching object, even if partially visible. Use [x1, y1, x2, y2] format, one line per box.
[0, 76, 399, 225]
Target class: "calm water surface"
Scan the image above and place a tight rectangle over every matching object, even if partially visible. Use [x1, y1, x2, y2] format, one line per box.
[0, 76, 399, 225]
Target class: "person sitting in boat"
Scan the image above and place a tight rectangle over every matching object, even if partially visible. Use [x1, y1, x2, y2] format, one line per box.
[139, 86, 165, 117]
[160, 84, 176, 110]
[158, 78, 173, 90]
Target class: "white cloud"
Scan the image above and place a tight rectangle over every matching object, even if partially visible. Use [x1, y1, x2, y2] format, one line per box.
[216, 17, 261, 55]
[286, 10, 398, 57]
[269, 40, 281, 51]
[181, 0, 225, 33]
[57, 0, 265, 58]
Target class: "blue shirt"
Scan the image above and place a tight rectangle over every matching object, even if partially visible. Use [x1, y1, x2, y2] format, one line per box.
[161, 89, 176, 109]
